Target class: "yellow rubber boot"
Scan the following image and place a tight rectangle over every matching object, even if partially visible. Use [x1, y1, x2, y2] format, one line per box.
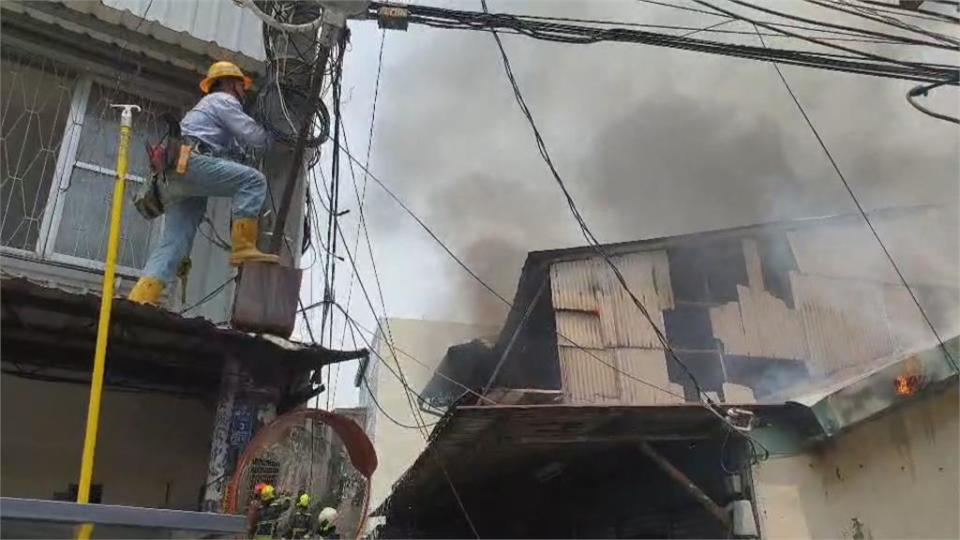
[128, 276, 164, 305]
[230, 217, 280, 266]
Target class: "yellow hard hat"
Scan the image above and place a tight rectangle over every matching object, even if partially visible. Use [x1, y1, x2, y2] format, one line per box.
[200, 61, 253, 94]
[260, 484, 275, 501]
[298, 493, 310, 508]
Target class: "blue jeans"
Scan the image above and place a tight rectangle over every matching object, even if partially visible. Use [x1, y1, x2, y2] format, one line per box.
[140, 153, 267, 284]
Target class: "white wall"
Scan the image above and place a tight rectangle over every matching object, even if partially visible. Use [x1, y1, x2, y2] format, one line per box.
[755, 383, 959, 539]
[359, 318, 497, 512]
[1, 374, 214, 509]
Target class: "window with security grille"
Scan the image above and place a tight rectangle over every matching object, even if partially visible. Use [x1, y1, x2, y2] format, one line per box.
[50, 82, 183, 270]
[1, 47, 190, 273]
[0, 52, 76, 252]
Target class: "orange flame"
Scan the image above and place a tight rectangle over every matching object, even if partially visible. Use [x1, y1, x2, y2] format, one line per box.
[895, 374, 920, 396]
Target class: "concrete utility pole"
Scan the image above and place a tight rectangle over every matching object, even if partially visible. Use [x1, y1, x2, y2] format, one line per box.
[230, 1, 369, 338]
[205, 0, 367, 510]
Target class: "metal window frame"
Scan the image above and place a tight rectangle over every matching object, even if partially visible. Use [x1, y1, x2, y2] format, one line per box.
[36, 75, 91, 258]
[36, 75, 166, 275]
[0, 54, 82, 257]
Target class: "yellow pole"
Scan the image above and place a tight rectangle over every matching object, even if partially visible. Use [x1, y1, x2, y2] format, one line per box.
[75, 104, 139, 540]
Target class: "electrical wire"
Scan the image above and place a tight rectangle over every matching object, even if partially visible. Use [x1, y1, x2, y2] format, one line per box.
[804, 0, 959, 46]
[854, 0, 960, 23]
[321, 148, 480, 535]
[360, 373, 441, 429]
[906, 75, 960, 123]
[478, 12, 911, 43]
[337, 121, 392, 345]
[325, 302, 500, 406]
[689, 0, 960, 74]
[473, 3, 782, 466]
[179, 275, 237, 315]
[479, 0, 714, 400]
[327, 284, 444, 430]
[318, 38, 347, 347]
[332, 301, 477, 417]
[238, 0, 325, 33]
[370, 1, 957, 83]
[320, 165, 429, 437]
[336, 145, 691, 405]
[703, 0, 958, 49]
[338, 29, 388, 354]
[751, 24, 959, 372]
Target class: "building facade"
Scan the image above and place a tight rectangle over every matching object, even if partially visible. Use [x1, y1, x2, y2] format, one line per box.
[0, 0, 279, 319]
[355, 318, 498, 516]
[754, 341, 959, 539]
[0, 0, 348, 516]
[383, 205, 958, 538]
[430, 205, 958, 408]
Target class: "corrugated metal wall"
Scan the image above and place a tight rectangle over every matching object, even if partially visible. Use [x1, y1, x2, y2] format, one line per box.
[550, 252, 685, 405]
[102, 0, 264, 60]
[547, 205, 958, 403]
[710, 284, 808, 361]
[58, 0, 266, 72]
[704, 207, 958, 381]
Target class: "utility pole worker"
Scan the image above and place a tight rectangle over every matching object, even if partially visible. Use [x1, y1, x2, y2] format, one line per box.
[128, 61, 279, 305]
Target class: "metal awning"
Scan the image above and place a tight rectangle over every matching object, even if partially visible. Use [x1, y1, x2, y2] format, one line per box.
[1, 277, 367, 399]
[786, 336, 959, 437]
[377, 401, 812, 516]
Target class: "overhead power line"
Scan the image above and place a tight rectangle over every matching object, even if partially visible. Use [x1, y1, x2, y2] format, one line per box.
[334, 145, 691, 405]
[851, 0, 960, 23]
[750, 25, 959, 371]
[713, 0, 958, 49]
[490, 12, 933, 43]
[906, 75, 960, 123]
[476, 0, 729, 421]
[338, 29, 388, 354]
[366, 1, 958, 83]
[689, 0, 958, 68]
[801, 0, 959, 46]
[313, 148, 481, 534]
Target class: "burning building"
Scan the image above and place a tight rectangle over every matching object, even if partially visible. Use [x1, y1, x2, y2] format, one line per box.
[379, 204, 958, 538]
[422, 204, 958, 408]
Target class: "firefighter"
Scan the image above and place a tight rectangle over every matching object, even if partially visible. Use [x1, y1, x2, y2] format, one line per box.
[253, 484, 290, 540]
[246, 483, 268, 538]
[282, 493, 314, 539]
[315, 507, 340, 540]
[128, 60, 279, 305]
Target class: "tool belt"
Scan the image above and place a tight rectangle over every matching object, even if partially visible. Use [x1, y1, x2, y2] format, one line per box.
[135, 113, 185, 220]
[185, 136, 216, 156]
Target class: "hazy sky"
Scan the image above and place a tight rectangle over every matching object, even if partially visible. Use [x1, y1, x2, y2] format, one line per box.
[296, 0, 959, 408]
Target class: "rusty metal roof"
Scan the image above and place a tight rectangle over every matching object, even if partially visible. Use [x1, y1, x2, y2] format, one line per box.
[1, 277, 366, 399]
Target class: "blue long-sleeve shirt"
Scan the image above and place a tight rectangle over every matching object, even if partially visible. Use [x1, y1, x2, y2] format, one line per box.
[180, 92, 269, 155]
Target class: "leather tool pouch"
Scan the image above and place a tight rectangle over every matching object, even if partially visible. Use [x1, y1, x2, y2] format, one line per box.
[136, 113, 182, 220]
